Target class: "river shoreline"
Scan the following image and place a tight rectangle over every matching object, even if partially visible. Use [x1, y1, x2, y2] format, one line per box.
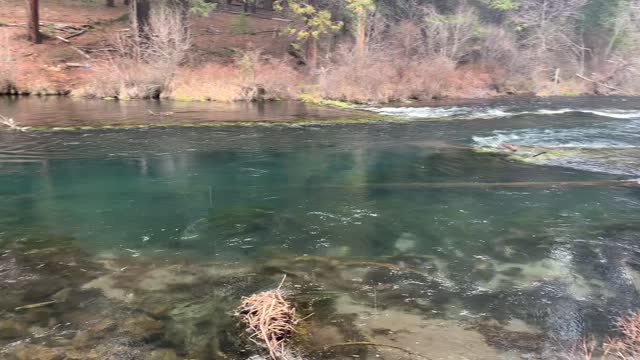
[2, 95, 639, 130]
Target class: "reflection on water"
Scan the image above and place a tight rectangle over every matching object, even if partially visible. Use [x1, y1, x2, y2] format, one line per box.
[0, 97, 369, 127]
[1, 97, 640, 359]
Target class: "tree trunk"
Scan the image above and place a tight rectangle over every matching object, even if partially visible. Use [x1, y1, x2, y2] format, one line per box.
[305, 0, 318, 70]
[130, 0, 150, 36]
[305, 35, 317, 71]
[26, 0, 41, 44]
[243, 0, 256, 13]
[171, 0, 190, 35]
[263, 0, 274, 11]
[355, 11, 367, 59]
[123, 0, 129, 6]
[106, 0, 115, 7]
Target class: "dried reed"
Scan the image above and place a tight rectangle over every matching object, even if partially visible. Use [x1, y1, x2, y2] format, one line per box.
[603, 311, 640, 359]
[238, 276, 297, 360]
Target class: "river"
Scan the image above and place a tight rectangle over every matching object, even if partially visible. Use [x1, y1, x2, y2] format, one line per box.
[0, 96, 639, 359]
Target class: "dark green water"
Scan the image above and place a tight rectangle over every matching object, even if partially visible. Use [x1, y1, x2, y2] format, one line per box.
[1, 97, 640, 359]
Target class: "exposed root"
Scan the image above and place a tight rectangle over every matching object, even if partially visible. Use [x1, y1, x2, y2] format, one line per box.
[238, 275, 297, 360]
[325, 342, 432, 359]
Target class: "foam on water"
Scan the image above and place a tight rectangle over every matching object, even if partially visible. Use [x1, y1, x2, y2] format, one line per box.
[367, 105, 640, 120]
[472, 120, 640, 176]
[472, 120, 640, 149]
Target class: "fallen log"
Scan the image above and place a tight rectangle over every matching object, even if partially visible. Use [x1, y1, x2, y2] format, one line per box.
[220, 9, 293, 22]
[64, 28, 87, 39]
[76, 47, 117, 52]
[15, 300, 57, 311]
[576, 73, 626, 94]
[71, 46, 91, 59]
[65, 62, 90, 68]
[0, 22, 26, 27]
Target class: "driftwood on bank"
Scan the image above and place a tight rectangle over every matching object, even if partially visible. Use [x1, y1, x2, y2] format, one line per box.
[71, 46, 91, 59]
[576, 73, 626, 94]
[76, 46, 118, 53]
[65, 62, 90, 68]
[64, 28, 87, 40]
[0, 115, 31, 132]
[2, 21, 91, 41]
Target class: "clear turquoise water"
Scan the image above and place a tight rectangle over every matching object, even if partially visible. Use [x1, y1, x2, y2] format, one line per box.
[1, 97, 640, 359]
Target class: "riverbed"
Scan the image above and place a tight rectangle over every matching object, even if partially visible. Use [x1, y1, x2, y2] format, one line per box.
[0, 96, 639, 359]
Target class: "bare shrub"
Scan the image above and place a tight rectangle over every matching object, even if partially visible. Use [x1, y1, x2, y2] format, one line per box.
[416, 2, 480, 62]
[479, 27, 519, 70]
[317, 46, 458, 103]
[78, 5, 190, 99]
[511, 0, 588, 75]
[386, 20, 422, 58]
[0, 30, 16, 93]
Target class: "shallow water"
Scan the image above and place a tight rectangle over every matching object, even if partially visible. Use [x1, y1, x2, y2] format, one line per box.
[1, 96, 640, 359]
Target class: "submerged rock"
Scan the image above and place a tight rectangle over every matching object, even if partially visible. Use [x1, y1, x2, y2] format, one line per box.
[0, 319, 28, 340]
[393, 232, 418, 253]
[475, 145, 640, 177]
[145, 349, 179, 360]
[123, 315, 165, 342]
[474, 323, 545, 354]
[14, 345, 66, 360]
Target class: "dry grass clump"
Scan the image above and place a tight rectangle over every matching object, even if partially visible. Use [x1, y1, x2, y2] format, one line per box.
[75, 60, 169, 99]
[603, 312, 640, 359]
[237, 276, 297, 360]
[170, 53, 300, 102]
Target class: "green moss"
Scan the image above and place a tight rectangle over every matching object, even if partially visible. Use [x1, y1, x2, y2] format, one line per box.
[231, 14, 255, 35]
[92, 13, 129, 26]
[205, 47, 239, 58]
[299, 94, 353, 109]
[561, 91, 581, 97]
[25, 114, 396, 132]
[171, 96, 208, 102]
